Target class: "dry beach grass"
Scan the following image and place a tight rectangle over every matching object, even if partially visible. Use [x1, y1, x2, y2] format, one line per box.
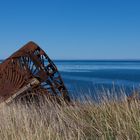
[0, 95, 140, 140]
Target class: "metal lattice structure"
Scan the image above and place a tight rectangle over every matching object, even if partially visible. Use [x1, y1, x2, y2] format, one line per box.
[0, 42, 70, 104]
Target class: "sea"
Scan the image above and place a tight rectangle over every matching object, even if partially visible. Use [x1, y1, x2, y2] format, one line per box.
[1, 60, 140, 101]
[54, 60, 140, 100]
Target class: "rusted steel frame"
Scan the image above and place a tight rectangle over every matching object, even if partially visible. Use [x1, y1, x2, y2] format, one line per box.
[0, 42, 70, 104]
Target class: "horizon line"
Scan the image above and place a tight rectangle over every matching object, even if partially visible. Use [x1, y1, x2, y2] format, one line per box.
[1, 58, 140, 61]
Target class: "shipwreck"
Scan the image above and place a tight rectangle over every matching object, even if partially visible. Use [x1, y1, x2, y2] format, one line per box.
[0, 42, 70, 105]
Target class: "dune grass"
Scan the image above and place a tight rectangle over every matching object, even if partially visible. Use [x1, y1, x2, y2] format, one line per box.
[0, 96, 140, 140]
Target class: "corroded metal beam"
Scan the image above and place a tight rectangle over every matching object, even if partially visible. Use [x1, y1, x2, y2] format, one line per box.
[0, 42, 70, 104]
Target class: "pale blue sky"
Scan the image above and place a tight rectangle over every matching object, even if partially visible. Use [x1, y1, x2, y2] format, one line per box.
[0, 0, 140, 60]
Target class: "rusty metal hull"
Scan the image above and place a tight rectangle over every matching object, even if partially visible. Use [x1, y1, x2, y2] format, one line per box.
[0, 42, 70, 104]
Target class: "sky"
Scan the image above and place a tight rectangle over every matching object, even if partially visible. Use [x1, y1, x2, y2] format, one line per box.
[0, 0, 140, 60]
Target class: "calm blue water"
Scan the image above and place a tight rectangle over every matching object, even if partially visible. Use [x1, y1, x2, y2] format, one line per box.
[54, 60, 140, 100]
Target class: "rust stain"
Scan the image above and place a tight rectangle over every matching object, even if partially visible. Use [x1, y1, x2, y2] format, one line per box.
[0, 41, 70, 104]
